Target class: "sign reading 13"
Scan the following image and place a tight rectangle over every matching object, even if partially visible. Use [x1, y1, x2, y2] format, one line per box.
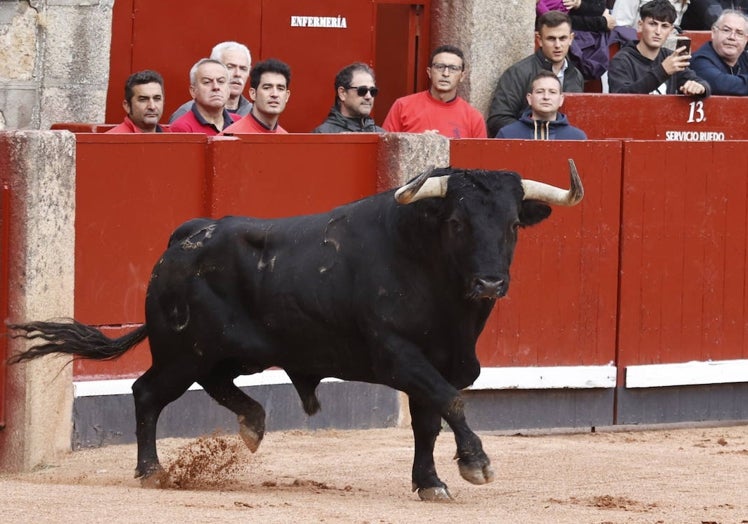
[687, 100, 706, 123]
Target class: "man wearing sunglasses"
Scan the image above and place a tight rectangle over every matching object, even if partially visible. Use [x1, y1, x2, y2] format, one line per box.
[382, 45, 487, 138]
[312, 63, 384, 133]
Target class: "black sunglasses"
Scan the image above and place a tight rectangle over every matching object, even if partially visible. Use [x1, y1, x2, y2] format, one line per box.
[346, 85, 379, 97]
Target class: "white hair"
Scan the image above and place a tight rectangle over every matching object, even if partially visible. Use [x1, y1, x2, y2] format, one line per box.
[210, 41, 252, 67]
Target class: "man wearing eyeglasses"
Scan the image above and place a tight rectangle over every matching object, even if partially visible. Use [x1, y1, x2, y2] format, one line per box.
[382, 45, 487, 138]
[691, 9, 748, 95]
[312, 62, 384, 133]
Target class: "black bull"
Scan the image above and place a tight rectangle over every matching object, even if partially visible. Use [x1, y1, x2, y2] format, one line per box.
[8, 162, 583, 501]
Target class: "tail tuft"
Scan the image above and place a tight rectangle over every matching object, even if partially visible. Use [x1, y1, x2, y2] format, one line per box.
[6, 319, 148, 364]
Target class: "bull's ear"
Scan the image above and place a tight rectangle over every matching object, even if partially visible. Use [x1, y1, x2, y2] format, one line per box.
[519, 200, 552, 227]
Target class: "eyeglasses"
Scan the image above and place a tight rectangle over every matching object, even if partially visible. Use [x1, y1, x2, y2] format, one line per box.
[717, 25, 747, 39]
[346, 85, 379, 97]
[431, 63, 463, 73]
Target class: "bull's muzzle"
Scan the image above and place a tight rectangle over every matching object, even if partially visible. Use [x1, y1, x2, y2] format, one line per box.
[468, 277, 508, 300]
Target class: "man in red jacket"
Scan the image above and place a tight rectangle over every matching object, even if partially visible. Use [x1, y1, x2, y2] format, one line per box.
[107, 70, 167, 133]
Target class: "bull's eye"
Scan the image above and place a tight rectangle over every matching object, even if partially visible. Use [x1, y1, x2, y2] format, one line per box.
[448, 217, 465, 235]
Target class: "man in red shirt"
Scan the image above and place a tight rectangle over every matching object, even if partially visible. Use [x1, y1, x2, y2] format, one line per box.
[382, 45, 487, 138]
[170, 59, 240, 135]
[223, 58, 291, 134]
[107, 70, 167, 133]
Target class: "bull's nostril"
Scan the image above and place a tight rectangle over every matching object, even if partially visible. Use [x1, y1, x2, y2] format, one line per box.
[475, 278, 505, 296]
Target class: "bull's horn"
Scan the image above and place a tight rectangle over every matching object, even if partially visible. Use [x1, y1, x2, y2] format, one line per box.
[521, 159, 584, 206]
[394, 166, 449, 204]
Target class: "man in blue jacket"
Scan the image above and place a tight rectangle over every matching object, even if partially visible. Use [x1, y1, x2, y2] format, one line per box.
[691, 9, 748, 95]
[496, 70, 587, 140]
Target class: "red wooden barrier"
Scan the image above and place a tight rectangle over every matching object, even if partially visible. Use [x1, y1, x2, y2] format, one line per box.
[450, 140, 622, 368]
[562, 94, 748, 140]
[73, 134, 380, 380]
[617, 140, 748, 375]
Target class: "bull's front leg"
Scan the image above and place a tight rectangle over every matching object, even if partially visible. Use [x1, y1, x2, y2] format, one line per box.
[409, 396, 451, 501]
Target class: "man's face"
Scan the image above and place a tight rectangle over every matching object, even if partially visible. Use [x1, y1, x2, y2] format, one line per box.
[220, 48, 250, 99]
[711, 13, 748, 65]
[249, 72, 290, 117]
[537, 23, 574, 65]
[427, 52, 465, 94]
[190, 63, 229, 111]
[526, 76, 563, 119]
[125, 82, 163, 132]
[338, 70, 377, 118]
[638, 17, 674, 50]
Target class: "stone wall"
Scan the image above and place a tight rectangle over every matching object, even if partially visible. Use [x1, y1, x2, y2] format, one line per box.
[0, 0, 113, 130]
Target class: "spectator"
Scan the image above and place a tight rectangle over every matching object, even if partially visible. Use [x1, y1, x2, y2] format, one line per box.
[312, 62, 384, 133]
[537, 0, 570, 16]
[223, 58, 291, 134]
[496, 70, 587, 139]
[169, 41, 252, 123]
[566, 0, 637, 81]
[170, 59, 240, 135]
[487, 11, 584, 137]
[608, 0, 711, 96]
[612, 0, 691, 29]
[107, 70, 167, 133]
[382, 45, 487, 138]
[690, 9, 748, 94]
[680, 0, 748, 30]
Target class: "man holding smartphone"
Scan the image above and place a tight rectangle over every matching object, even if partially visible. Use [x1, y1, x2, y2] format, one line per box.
[608, 0, 711, 96]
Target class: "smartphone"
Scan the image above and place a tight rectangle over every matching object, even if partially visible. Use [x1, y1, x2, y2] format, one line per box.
[676, 36, 691, 56]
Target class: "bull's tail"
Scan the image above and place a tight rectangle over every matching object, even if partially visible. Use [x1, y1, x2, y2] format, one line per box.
[6, 320, 148, 364]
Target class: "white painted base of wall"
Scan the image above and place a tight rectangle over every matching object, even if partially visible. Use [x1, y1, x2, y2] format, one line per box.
[73, 359, 748, 398]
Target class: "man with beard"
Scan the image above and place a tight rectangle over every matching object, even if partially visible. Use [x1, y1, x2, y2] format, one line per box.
[382, 45, 486, 138]
[170, 59, 240, 135]
[312, 62, 384, 133]
[107, 70, 167, 133]
[222, 58, 291, 134]
[691, 9, 748, 94]
[169, 41, 252, 123]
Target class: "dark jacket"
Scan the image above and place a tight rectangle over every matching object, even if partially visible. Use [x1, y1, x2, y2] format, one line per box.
[312, 106, 384, 133]
[691, 41, 748, 95]
[608, 41, 711, 96]
[496, 109, 587, 140]
[487, 49, 585, 137]
[569, 0, 609, 32]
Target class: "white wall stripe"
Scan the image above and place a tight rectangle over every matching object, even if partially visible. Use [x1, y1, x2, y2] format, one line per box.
[73, 365, 617, 398]
[626, 359, 748, 388]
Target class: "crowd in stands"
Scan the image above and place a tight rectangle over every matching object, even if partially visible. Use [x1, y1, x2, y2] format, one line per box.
[108, 1, 748, 140]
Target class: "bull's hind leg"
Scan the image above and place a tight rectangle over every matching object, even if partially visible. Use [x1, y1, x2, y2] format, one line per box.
[132, 366, 195, 486]
[198, 375, 266, 452]
[286, 372, 322, 415]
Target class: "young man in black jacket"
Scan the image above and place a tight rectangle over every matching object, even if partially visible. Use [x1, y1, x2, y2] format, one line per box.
[608, 0, 711, 96]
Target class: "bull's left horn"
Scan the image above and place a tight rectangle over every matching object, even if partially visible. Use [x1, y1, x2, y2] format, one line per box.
[521, 159, 584, 206]
[394, 167, 449, 204]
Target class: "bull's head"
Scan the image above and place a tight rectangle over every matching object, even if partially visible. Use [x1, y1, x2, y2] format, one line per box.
[393, 159, 584, 300]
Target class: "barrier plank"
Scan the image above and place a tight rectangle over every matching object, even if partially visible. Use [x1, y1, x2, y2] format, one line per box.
[450, 140, 622, 369]
[562, 93, 748, 140]
[617, 140, 748, 368]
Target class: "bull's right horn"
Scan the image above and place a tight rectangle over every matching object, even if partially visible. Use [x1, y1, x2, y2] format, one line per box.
[521, 159, 584, 206]
[394, 166, 449, 204]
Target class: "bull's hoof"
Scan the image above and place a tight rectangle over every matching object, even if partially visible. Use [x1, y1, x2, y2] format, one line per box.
[137, 465, 170, 489]
[458, 460, 495, 485]
[238, 415, 263, 453]
[417, 486, 454, 502]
